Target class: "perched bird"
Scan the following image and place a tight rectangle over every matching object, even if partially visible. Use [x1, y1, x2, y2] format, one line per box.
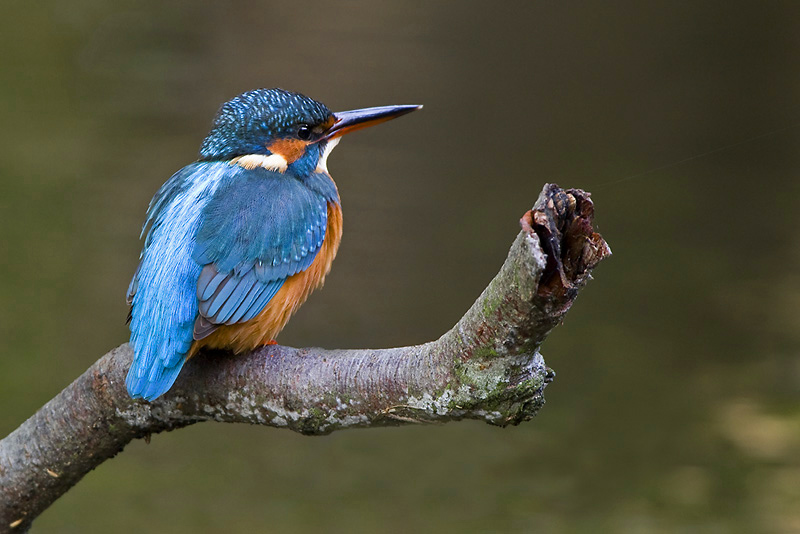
[125, 88, 420, 401]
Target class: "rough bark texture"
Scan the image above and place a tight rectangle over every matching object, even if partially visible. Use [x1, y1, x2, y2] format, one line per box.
[0, 184, 610, 532]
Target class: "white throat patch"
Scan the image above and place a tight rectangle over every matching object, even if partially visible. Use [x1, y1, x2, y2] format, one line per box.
[315, 137, 340, 174]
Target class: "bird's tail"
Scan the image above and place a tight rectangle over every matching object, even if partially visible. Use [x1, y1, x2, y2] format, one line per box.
[125, 333, 193, 401]
[125, 259, 201, 401]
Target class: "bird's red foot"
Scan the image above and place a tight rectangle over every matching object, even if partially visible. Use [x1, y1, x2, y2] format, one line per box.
[265, 339, 278, 345]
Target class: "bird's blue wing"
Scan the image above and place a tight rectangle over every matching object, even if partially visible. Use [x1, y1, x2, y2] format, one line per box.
[191, 168, 329, 337]
[126, 163, 333, 401]
[126, 162, 230, 401]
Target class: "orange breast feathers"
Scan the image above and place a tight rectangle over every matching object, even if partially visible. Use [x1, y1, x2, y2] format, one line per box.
[191, 202, 343, 355]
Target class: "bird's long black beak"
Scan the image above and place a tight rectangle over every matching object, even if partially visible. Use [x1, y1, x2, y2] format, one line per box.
[324, 104, 422, 140]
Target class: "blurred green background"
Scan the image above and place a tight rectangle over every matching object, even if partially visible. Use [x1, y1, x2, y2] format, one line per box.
[2, 1, 799, 532]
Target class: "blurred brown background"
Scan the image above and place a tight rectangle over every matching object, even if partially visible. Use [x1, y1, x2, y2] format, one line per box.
[1, 1, 799, 532]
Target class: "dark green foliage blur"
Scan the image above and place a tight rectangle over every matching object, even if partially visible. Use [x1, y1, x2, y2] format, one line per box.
[1, 1, 798, 532]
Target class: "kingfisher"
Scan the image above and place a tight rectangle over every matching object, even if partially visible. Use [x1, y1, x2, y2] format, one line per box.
[125, 88, 421, 401]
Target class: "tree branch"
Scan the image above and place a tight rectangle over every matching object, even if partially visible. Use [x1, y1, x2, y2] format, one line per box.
[0, 183, 610, 531]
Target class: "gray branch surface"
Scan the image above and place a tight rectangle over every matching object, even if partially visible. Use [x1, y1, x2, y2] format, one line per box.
[0, 184, 610, 532]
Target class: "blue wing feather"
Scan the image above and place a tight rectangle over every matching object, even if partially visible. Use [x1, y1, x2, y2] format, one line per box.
[197, 268, 227, 301]
[191, 167, 329, 337]
[237, 279, 285, 322]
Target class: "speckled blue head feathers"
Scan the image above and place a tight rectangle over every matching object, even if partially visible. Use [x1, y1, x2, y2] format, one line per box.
[199, 88, 333, 161]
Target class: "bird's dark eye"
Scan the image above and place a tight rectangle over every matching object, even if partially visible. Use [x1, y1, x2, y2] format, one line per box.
[297, 124, 312, 140]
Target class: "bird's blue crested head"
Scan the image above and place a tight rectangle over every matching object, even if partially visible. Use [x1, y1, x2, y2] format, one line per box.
[199, 88, 334, 175]
[199, 88, 422, 177]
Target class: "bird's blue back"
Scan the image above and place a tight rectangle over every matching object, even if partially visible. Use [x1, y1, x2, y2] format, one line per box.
[126, 161, 337, 400]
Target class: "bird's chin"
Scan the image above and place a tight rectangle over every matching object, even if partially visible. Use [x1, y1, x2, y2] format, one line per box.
[314, 137, 340, 174]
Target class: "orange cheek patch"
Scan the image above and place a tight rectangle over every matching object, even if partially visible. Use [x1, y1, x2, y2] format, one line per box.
[320, 116, 335, 131]
[267, 139, 308, 164]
